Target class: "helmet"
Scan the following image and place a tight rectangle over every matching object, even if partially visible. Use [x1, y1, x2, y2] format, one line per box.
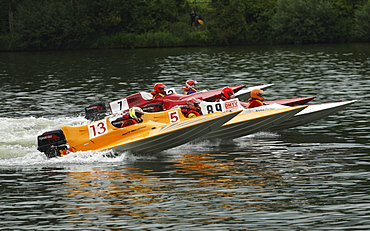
[221, 87, 235, 100]
[186, 80, 197, 88]
[250, 89, 264, 101]
[154, 83, 166, 94]
[186, 98, 201, 107]
[129, 107, 144, 121]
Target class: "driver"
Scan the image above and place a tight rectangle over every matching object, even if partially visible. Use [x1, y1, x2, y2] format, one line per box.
[247, 89, 265, 108]
[215, 87, 235, 102]
[179, 99, 202, 118]
[183, 80, 198, 95]
[112, 107, 144, 128]
[150, 83, 167, 99]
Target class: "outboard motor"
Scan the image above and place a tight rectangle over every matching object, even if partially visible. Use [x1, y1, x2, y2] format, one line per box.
[37, 129, 67, 158]
[85, 102, 107, 121]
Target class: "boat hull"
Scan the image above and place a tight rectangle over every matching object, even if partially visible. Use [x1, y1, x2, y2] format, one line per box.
[203, 105, 307, 139]
[269, 100, 357, 130]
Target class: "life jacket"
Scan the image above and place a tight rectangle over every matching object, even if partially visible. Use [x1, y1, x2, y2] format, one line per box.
[247, 98, 264, 109]
[183, 87, 198, 95]
[179, 105, 202, 118]
[150, 91, 165, 99]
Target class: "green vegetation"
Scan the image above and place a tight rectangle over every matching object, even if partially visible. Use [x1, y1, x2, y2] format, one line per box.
[0, 0, 369, 50]
[271, 0, 345, 44]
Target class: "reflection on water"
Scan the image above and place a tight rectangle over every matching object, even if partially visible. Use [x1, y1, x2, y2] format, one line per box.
[3, 141, 366, 230]
[0, 43, 369, 229]
[65, 167, 162, 225]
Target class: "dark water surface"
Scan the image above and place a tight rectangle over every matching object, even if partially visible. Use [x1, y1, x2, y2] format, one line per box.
[0, 44, 369, 230]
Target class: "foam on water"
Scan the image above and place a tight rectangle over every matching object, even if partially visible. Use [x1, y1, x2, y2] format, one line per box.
[0, 116, 133, 166]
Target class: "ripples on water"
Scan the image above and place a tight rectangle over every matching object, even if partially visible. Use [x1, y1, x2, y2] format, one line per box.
[0, 44, 369, 230]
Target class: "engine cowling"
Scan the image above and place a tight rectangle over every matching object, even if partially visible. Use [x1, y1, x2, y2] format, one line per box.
[85, 102, 107, 121]
[37, 129, 67, 158]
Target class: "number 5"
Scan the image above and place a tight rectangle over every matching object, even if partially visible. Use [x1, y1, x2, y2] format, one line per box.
[169, 111, 179, 123]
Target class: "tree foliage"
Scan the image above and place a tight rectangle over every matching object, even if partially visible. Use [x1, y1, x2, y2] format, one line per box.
[209, 0, 248, 44]
[331, 0, 368, 17]
[271, 0, 350, 44]
[208, 0, 277, 45]
[354, 0, 370, 41]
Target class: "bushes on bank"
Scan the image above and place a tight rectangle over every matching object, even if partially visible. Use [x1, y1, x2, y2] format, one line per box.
[97, 26, 214, 49]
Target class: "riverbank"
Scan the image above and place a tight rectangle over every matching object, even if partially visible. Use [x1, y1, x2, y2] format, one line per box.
[1, 31, 370, 52]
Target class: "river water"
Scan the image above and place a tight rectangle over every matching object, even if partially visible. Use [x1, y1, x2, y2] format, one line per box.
[0, 44, 369, 230]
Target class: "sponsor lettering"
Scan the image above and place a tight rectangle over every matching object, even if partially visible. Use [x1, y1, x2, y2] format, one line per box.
[39, 135, 60, 140]
[39, 135, 53, 140]
[122, 126, 146, 136]
[225, 100, 238, 110]
[127, 95, 140, 104]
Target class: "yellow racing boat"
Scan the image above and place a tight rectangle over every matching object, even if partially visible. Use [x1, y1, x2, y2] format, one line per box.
[193, 99, 307, 139]
[37, 108, 242, 158]
[203, 105, 308, 139]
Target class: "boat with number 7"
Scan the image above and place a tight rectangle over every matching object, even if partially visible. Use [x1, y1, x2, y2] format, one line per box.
[108, 96, 309, 140]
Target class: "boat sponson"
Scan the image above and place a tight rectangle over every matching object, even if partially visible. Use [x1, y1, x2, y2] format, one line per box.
[269, 100, 357, 130]
[204, 105, 308, 139]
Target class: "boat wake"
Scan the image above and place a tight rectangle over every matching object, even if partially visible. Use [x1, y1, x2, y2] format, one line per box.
[0, 114, 285, 167]
[0, 116, 130, 166]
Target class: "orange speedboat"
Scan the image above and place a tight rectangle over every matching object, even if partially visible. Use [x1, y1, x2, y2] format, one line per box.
[37, 108, 242, 158]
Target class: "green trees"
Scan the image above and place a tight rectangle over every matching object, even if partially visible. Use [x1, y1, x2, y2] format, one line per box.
[209, 0, 249, 45]
[270, 0, 370, 44]
[271, 0, 344, 44]
[208, 0, 276, 45]
[354, 0, 370, 41]
[15, 1, 82, 49]
[1, 0, 190, 50]
[0, 0, 369, 50]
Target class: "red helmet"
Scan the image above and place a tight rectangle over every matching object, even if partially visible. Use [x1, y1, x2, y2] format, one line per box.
[154, 83, 166, 94]
[221, 87, 235, 100]
[186, 80, 197, 88]
[250, 89, 264, 101]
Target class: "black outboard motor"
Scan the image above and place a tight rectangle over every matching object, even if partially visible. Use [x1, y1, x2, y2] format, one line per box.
[37, 129, 67, 158]
[85, 102, 107, 121]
